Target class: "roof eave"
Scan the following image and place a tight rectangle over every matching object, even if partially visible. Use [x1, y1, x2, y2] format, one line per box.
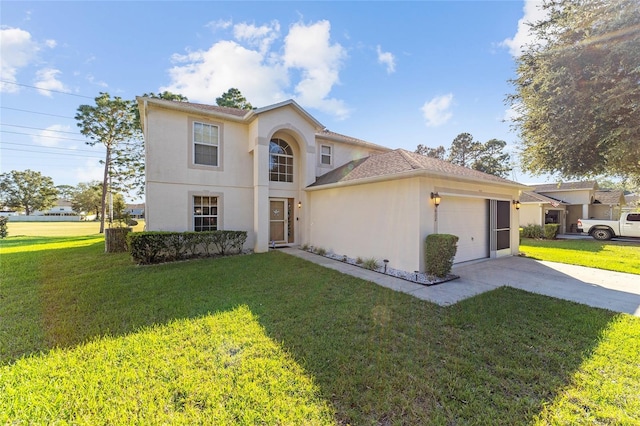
[138, 96, 250, 122]
[307, 168, 527, 192]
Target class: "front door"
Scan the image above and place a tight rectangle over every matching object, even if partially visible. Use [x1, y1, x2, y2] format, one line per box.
[269, 199, 288, 245]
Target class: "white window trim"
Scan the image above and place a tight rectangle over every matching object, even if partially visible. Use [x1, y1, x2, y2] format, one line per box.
[188, 117, 224, 171]
[188, 191, 224, 231]
[319, 143, 333, 167]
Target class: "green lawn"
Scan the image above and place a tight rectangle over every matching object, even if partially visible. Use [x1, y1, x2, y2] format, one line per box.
[6, 220, 145, 237]
[1, 235, 639, 424]
[520, 238, 640, 275]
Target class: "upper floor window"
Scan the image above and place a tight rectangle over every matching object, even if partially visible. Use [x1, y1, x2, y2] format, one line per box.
[269, 138, 293, 182]
[193, 122, 219, 166]
[320, 144, 332, 166]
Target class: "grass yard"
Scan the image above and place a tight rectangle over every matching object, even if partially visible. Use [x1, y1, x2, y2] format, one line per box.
[520, 238, 640, 275]
[6, 220, 145, 237]
[1, 234, 639, 424]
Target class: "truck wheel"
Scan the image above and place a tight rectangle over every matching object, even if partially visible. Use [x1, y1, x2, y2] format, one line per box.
[591, 228, 612, 241]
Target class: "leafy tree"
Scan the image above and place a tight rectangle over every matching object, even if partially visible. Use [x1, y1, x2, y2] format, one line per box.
[216, 88, 253, 110]
[71, 181, 102, 218]
[473, 139, 512, 178]
[447, 133, 482, 168]
[415, 144, 446, 160]
[76, 93, 140, 233]
[415, 134, 512, 178]
[141, 91, 188, 103]
[508, 0, 640, 182]
[55, 184, 76, 201]
[0, 170, 57, 215]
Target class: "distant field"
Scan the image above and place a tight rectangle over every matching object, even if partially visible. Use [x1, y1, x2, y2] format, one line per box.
[6, 220, 145, 237]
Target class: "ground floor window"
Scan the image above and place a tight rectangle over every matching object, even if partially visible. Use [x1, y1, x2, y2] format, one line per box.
[193, 196, 218, 231]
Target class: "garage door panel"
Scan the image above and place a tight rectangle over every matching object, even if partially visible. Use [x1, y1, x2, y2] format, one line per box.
[438, 197, 488, 263]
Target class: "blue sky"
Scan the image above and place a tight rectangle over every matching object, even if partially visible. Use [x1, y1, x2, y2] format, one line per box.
[1, 1, 547, 200]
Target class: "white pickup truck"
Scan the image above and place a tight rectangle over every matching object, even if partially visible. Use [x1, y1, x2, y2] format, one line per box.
[577, 212, 640, 240]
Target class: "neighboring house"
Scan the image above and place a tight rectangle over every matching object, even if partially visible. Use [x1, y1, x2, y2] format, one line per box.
[32, 199, 76, 216]
[138, 97, 525, 273]
[519, 182, 626, 233]
[124, 203, 145, 219]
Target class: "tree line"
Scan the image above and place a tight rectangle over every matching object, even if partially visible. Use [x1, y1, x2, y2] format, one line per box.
[415, 133, 512, 178]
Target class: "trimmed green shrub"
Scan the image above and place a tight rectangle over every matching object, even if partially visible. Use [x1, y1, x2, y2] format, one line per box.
[315, 247, 327, 256]
[0, 217, 7, 239]
[425, 234, 459, 277]
[544, 223, 560, 240]
[521, 224, 544, 239]
[127, 230, 247, 265]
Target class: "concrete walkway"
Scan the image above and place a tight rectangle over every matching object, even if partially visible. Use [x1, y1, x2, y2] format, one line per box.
[281, 248, 640, 317]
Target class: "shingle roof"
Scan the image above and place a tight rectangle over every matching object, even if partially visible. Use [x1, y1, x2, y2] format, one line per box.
[530, 181, 598, 192]
[594, 190, 624, 205]
[309, 149, 522, 188]
[163, 100, 249, 117]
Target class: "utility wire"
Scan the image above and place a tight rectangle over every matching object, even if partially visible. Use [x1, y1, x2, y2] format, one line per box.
[1, 141, 103, 155]
[0, 123, 80, 134]
[1, 130, 88, 143]
[0, 106, 76, 120]
[2, 147, 104, 158]
[0, 80, 94, 99]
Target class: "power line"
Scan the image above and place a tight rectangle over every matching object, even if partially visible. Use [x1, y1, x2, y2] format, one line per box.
[1, 141, 104, 155]
[1, 147, 103, 159]
[0, 106, 76, 120]
[0, 80, 94, 99]
[1, 129, 88, 143]
[1, 123, 80, 135]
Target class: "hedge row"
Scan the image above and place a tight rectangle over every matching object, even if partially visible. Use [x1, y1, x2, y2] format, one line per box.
[425, 234, 459, 277]
[127, 230, 247, 264]
[520, 223, 560, 239]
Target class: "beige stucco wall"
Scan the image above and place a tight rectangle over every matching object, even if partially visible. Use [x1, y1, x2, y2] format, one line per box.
[314, 137, 387, 178]
[538, 190, 593, 205]
[307, 175, 521, 273]
[307, 177, 425, 273]
[519, 204, 543, 227]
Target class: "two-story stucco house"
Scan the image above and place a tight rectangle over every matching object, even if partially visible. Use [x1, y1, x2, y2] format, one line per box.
[137, 97, 526, 273]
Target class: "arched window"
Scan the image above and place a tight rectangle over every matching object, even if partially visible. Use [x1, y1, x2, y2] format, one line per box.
[269, 138, 293, 182]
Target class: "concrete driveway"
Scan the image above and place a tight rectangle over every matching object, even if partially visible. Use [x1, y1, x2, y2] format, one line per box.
[282, 248, 640, 317]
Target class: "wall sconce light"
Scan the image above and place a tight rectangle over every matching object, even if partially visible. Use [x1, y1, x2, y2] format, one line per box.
[297, 201, 302, 209]
[513, 200, 521, 210]
[430, 192, 441, 207]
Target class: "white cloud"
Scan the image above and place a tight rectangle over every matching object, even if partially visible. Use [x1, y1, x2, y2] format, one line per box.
[501, 0, 548, 57]
[34, 68, 67, 96]
[162, 19, 350, 119]
[45, 39, 57, 48]
[31, 124, 73, 147]
[206, 19, 233, 31]
[75, 158, 104, 183]
[376, 45, 396, 74]
[86, 74, 108, 88]
[0, 27, 40, 92]
[233, 21, 280, 54]
[163, 40, 288, 106]
[503, 102, 522, 122]
[421, 94, 454, 127]
[283, 20, 349, 119]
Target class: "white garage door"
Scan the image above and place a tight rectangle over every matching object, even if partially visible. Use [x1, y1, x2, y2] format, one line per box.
[438, 197, 489, 263]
